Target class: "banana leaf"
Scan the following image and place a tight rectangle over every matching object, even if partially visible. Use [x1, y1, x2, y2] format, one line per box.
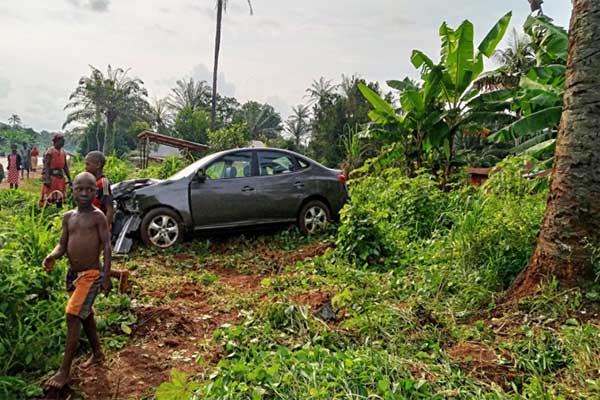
[478, 11, 512, 57]
[489, 106, 562, 142]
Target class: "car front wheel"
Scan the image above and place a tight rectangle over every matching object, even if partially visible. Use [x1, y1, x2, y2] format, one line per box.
[298, 200, 331, 235]
[140, 207, 183, 249]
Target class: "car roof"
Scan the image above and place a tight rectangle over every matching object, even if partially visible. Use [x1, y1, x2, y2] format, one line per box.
[214, 147, 329, 170]
[222, 147, 307, 159]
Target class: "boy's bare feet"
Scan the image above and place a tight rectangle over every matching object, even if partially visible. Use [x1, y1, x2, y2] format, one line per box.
[46, 369, 70, 389]
[81, 352, 104, 369]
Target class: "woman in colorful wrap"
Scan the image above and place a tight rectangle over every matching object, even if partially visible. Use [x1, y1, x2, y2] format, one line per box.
[7, 144, 22, 189]
[41, 133, 71, 207]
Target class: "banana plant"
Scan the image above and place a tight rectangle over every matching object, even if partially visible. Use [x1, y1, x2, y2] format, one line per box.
[487, 16, 568, 164]
[358, 77, 447, 173]
[409, 12, 512, 185]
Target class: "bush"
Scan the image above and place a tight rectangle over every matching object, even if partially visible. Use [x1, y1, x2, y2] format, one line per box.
[448, 157, 547, 289]
[337, 169, 450, 268]
[0, 207, 66, 396]
[208, 123, 251, 152]
[337, 157, 548, 303]
[69, 154, 136, 183]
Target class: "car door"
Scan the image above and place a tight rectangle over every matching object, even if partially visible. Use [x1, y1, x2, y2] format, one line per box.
[254, 150, 305, 221]
[189, 151, 260, 228]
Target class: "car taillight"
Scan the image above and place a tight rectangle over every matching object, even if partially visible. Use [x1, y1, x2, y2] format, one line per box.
[337, 174, 346, 184]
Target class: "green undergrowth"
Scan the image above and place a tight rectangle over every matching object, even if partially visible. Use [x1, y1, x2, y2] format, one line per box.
[0, 186, 136, 398]
[156, 157, 600, 399]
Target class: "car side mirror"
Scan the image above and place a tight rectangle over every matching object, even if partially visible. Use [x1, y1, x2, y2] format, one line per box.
[195, 168, 207, 183]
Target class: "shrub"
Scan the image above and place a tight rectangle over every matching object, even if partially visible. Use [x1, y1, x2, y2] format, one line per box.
[448, 157, 548, 290]
[0, 207, 66, 393]
[104, 156, 135, 183]
[69, 154, 135, 183]
[337, 169, 450, 268]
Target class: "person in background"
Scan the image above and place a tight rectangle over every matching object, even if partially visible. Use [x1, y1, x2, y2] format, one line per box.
[85, 151, 130, 293]
[20, 142, 31, 179]
[0, 162, 5, 184]
[7, 144, 22, 189]
[31, 146, 39, 172]
[41, 133, 71, 207]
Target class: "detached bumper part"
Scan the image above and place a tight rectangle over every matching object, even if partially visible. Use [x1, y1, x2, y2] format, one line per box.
[112, 215, 141, 254]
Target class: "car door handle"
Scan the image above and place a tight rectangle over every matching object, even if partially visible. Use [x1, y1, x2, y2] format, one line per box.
[294, 181, 305, 189]
[241, 186, 255, 192]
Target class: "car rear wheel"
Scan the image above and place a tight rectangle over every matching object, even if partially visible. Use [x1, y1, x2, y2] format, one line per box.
[298, 200, 331, 235]
[140, 207, 183, 249]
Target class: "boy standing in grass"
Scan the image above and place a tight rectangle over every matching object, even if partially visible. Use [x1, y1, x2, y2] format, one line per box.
[85, 151, 129, 293]
[43, 172, 112, 389]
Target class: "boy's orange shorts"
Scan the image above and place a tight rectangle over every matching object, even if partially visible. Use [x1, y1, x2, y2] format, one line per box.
[65, 269, 102, 319]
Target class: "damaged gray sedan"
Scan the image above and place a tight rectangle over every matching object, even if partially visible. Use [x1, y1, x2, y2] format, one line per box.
[111, 148, 349, 253]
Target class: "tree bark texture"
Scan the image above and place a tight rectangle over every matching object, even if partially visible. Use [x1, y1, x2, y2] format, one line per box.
[507, 0, 600, 300]
[211, 0, 223, 132]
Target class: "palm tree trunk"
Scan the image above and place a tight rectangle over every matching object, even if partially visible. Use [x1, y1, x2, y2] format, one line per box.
[103, 115, 116, 155]
[211, 0, 223, 131]
[506, 0, 600, 301]
[102, 120, 110, 154]
[95, 114, 102, 151]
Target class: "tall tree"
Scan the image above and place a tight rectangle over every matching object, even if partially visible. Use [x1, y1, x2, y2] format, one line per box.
[8, 114, 21, 128]
[168, 78, 211, 113]
[507, 0, 600, 299]
[211, 0, 253, 130]
[286, 105, 311, 147]
[237, 101, 282, 142]
[305, 77, 338, 105]
[150, 97, 172, 133]
[64, 65, 148, 154]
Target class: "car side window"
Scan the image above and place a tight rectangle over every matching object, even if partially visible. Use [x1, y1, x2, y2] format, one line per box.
[205, 152, 253, 180]
[297, 158, 310, 169]
[258, 151, 296, 176]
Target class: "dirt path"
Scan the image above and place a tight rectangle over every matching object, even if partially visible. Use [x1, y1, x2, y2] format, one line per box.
[0, 156, 42, 190]
[41, 239, 332, 399]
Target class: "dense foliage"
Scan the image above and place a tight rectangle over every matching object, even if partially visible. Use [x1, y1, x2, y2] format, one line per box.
[153, 157, 600, 399]
[0, 191, 136, 398]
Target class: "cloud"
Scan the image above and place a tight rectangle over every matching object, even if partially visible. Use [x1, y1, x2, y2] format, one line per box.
[191, 64, 236, 97]
[0, 79, 10, 99]
[265, 96, 291, 120]
[154, 64, 237, 99]
[153, 24, 177, 36]
[66, 0, 110, 12]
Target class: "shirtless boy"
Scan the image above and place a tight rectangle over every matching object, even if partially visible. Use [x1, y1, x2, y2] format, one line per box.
[43, 172, 112, 389]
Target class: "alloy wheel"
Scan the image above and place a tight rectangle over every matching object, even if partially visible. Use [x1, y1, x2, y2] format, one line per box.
[147, 215, 180, 248]
[304, 206, 328, 234]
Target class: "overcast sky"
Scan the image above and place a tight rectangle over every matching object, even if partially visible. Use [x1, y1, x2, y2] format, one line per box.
[0, 0, 571, 132]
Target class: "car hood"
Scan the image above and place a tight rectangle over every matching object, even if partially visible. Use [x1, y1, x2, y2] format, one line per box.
[112, 178, 163, 200]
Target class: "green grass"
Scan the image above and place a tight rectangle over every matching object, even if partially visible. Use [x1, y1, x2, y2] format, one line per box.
[3, 156, 600, 399]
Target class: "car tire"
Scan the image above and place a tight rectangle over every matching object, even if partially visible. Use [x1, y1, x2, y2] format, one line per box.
[140, 207, 183, 249]
[298, 200, 331, 235]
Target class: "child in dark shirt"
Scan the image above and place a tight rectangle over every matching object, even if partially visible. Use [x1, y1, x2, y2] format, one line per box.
[85, 151, 130, 293]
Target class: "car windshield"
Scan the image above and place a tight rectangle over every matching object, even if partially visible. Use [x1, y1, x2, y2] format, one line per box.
[166, 152, 223, 181]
